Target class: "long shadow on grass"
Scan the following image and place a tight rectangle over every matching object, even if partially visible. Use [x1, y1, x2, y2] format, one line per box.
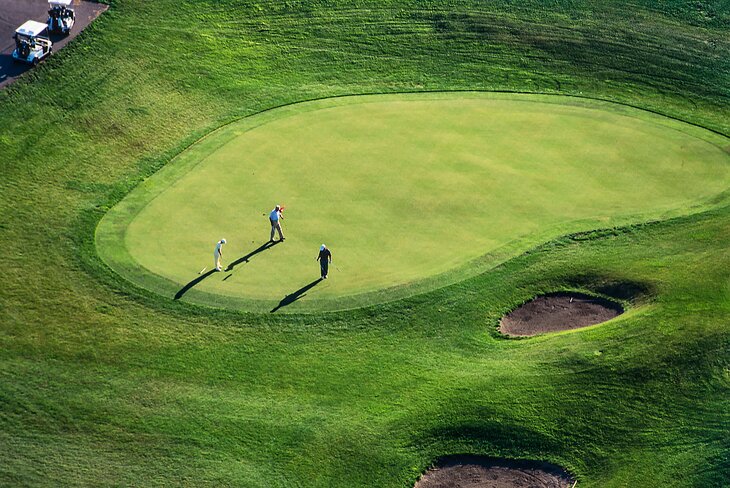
[174, 270, 216, 300]
[270, 279, 322, 313]
[225, 240, 279, 272]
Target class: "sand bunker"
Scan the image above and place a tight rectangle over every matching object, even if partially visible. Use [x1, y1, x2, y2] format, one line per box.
[500, 292, 623, 337]
[415, 456, 575, 488]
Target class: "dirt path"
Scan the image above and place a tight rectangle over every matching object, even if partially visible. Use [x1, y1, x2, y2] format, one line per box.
[415, 456, 575, 488]
[0, 0, 107, 88]
[500, 292, 623, 337]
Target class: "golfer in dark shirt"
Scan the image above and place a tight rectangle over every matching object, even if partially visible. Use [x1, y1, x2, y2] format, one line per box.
[316, 244, 332, 279]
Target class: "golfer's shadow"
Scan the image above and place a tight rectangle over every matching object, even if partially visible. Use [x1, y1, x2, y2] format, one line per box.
[226, 240, 279, 271]
[270, 279, 322, 313]
[174, 270, 216, 300]
[174, 242, 280, 300]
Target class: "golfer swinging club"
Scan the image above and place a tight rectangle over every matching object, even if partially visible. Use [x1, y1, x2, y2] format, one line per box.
[316, 244, 332, 279]
[214, 238, 226, 271]
[269, 204, 285, 242]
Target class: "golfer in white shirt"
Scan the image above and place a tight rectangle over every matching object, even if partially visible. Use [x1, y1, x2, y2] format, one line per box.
[214, 239, 226, 271]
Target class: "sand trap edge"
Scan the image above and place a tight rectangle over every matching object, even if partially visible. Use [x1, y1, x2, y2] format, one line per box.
[499, 291, 624, 337]
[414, 455, 576, 488]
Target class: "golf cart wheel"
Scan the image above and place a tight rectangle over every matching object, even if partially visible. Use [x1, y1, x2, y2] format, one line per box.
[32, 58, 39, 66]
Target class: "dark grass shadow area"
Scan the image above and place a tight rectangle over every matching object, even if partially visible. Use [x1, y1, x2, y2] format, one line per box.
[564, 274, 656, 302]
[270, 279, 322, 313]
[422, 419, 563, 455]
[225, 240, 279, 272]
[174, 270, 216, 300]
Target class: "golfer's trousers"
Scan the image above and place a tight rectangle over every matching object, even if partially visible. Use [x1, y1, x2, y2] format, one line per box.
[270, 219, 284, 240]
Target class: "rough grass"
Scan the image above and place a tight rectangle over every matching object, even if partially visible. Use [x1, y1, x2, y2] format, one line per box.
[0, 0, 729, 486]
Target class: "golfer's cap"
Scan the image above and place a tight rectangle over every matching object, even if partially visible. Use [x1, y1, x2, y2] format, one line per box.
[320, 244, 326, 250]
[275, 205, 280, 209]
[220, 238, 227, 244]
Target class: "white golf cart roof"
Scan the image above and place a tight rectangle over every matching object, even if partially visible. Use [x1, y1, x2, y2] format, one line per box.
[15, 21, 49, 37]
[49, 0, 73, 6]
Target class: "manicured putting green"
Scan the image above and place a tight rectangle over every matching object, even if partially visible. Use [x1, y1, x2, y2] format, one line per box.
[97, 93, 730, 312]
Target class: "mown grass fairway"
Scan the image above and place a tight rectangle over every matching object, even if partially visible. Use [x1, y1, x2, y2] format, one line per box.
[1, 0, 729, 486]
[98, 93, 729, 311]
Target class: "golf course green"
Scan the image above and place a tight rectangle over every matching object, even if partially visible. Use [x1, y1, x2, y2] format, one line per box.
[4, 0, 730, 485]
[97, 93, 730, 311]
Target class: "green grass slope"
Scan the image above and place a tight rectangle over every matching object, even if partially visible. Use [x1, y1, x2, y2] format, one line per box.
[0, 0, 729, 486]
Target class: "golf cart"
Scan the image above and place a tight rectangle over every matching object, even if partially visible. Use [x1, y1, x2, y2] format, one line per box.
[47, 0, 75, 35]
[12, 21, 52, 65]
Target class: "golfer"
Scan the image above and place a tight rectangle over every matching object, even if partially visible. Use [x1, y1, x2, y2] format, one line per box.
[269, 205, 285, 242]
[316, 244, 332, 279]
[214, 238, 226, 271]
